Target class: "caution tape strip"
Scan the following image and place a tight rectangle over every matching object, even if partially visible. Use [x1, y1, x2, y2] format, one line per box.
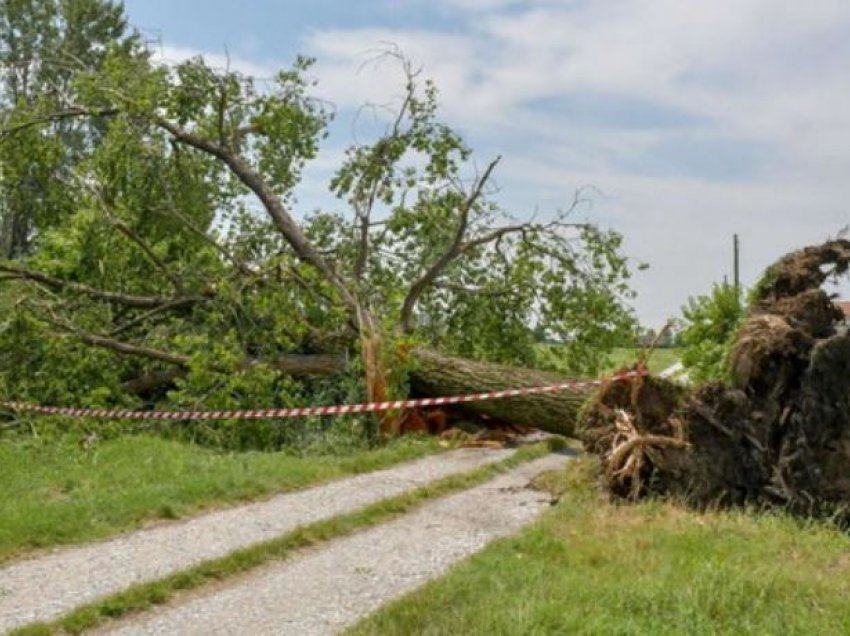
[0, 370, 644, 421]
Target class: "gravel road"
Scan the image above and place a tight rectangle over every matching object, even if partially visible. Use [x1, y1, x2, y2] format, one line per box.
[0, 447, 512, 632]
[103, 454, 566, 636]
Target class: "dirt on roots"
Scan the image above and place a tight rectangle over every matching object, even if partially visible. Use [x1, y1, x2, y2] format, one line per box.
[579, 239, 850, 523]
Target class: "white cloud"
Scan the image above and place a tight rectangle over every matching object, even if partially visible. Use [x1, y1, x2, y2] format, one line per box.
[156, 44, 275, 79]
[437, 0, 520, 10]
[306, 1, 850, 145]
[147, 1, 850, 324]
[298, 0, 850, 323]
[304, 29, 491, 125]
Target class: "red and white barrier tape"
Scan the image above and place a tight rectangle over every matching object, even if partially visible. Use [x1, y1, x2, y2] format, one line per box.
[0, 369, 644, 421]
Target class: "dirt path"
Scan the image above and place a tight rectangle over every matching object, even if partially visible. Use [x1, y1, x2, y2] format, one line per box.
[102, 454, 565, 636]
[0, 447, 512, 632]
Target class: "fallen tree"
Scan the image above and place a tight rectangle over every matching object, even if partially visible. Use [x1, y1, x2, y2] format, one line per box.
[116, 346, 592, 437]
[579, 239, 850, 523]
[0, 23, 636, 449]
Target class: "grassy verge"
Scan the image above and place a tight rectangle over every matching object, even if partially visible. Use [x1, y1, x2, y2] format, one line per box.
[351, 456, 850, 636]
[0, 434, 438, 563]
[536, 345, 681, 376]
[604, 346, 681, 375]
[12, 442, 555, 636]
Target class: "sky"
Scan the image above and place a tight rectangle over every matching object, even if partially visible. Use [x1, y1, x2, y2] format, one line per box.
[121, 0, 850, 328]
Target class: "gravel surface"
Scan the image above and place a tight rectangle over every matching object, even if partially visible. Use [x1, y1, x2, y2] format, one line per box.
[104, 454, 566, 636]
[0, 447, 512, 632]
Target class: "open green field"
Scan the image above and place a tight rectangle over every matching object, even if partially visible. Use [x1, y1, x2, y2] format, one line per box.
[537, 345, 682, 376]
[352, 457, 850, 635]
[0, 435, 436, 564]
[604, 346, 681, 374]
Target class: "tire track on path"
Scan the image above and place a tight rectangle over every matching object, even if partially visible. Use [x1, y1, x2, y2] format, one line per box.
[104, 454, 566, 636]
[0, 447, 512, 632]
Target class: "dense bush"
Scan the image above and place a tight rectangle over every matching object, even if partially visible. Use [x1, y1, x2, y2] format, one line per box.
[679, 283, 744, 383]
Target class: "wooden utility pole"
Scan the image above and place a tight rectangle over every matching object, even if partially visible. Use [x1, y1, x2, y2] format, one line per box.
[733, 234, 740, 293]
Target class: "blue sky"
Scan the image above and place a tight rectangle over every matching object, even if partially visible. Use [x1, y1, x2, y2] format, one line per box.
[121, 0, 850, 327]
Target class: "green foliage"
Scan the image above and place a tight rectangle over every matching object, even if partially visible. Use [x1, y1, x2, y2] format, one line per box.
[326, 78, 636, 373]
[0, 42, 342, 449]
[0, 0, 140, 256]
[163, 358, 377, 453]
[679, 282, 745, 383]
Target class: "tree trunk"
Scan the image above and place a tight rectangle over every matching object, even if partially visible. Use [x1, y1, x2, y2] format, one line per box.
[408, 348, 593, 437]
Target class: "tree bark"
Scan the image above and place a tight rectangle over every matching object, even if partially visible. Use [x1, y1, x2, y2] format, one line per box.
[408, 348, 592, 437]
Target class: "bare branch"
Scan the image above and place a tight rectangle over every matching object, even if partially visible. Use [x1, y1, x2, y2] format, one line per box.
[41, 308, 191, 367]
[74, 330, 190, 367]
[217, 73, 228, 146]
[121, 352, 349, 394]
[154, 117, 359, 311]
[108, 298, 200, 337]
[458, 223, 528, 253]
[245, 353, 348, 376]
[434, 282, 517, 298]
[111, 220, 185, 292]
[353, 93, 414, 283]
[0, 107, 118, 143]
[399, 156, 501, 333]
[121, 368, 186, 395]
[349, 54, 423, 284]
[152, 202, 260, 279]
[0, 264, 204, 309]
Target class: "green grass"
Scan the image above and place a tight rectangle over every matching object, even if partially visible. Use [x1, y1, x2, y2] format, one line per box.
[0, 434, 437, 564]
[12, 442, 554, 636]
[351, 457, 850, 636]
[604, 346, 681, 375]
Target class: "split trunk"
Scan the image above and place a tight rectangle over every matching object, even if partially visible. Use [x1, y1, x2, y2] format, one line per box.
[408, 348, 592, 437]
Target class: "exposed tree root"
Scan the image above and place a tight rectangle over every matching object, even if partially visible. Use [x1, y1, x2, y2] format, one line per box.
[579, 239, 850, 525]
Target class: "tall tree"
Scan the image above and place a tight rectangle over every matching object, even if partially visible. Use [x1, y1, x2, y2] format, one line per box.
[0, 0, 139, 256]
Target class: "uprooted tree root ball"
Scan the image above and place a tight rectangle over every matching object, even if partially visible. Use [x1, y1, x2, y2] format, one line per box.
[579, 239, 850, 524]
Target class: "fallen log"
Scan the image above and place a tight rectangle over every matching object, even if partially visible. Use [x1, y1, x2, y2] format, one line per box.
[408, 348, 593, 437]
